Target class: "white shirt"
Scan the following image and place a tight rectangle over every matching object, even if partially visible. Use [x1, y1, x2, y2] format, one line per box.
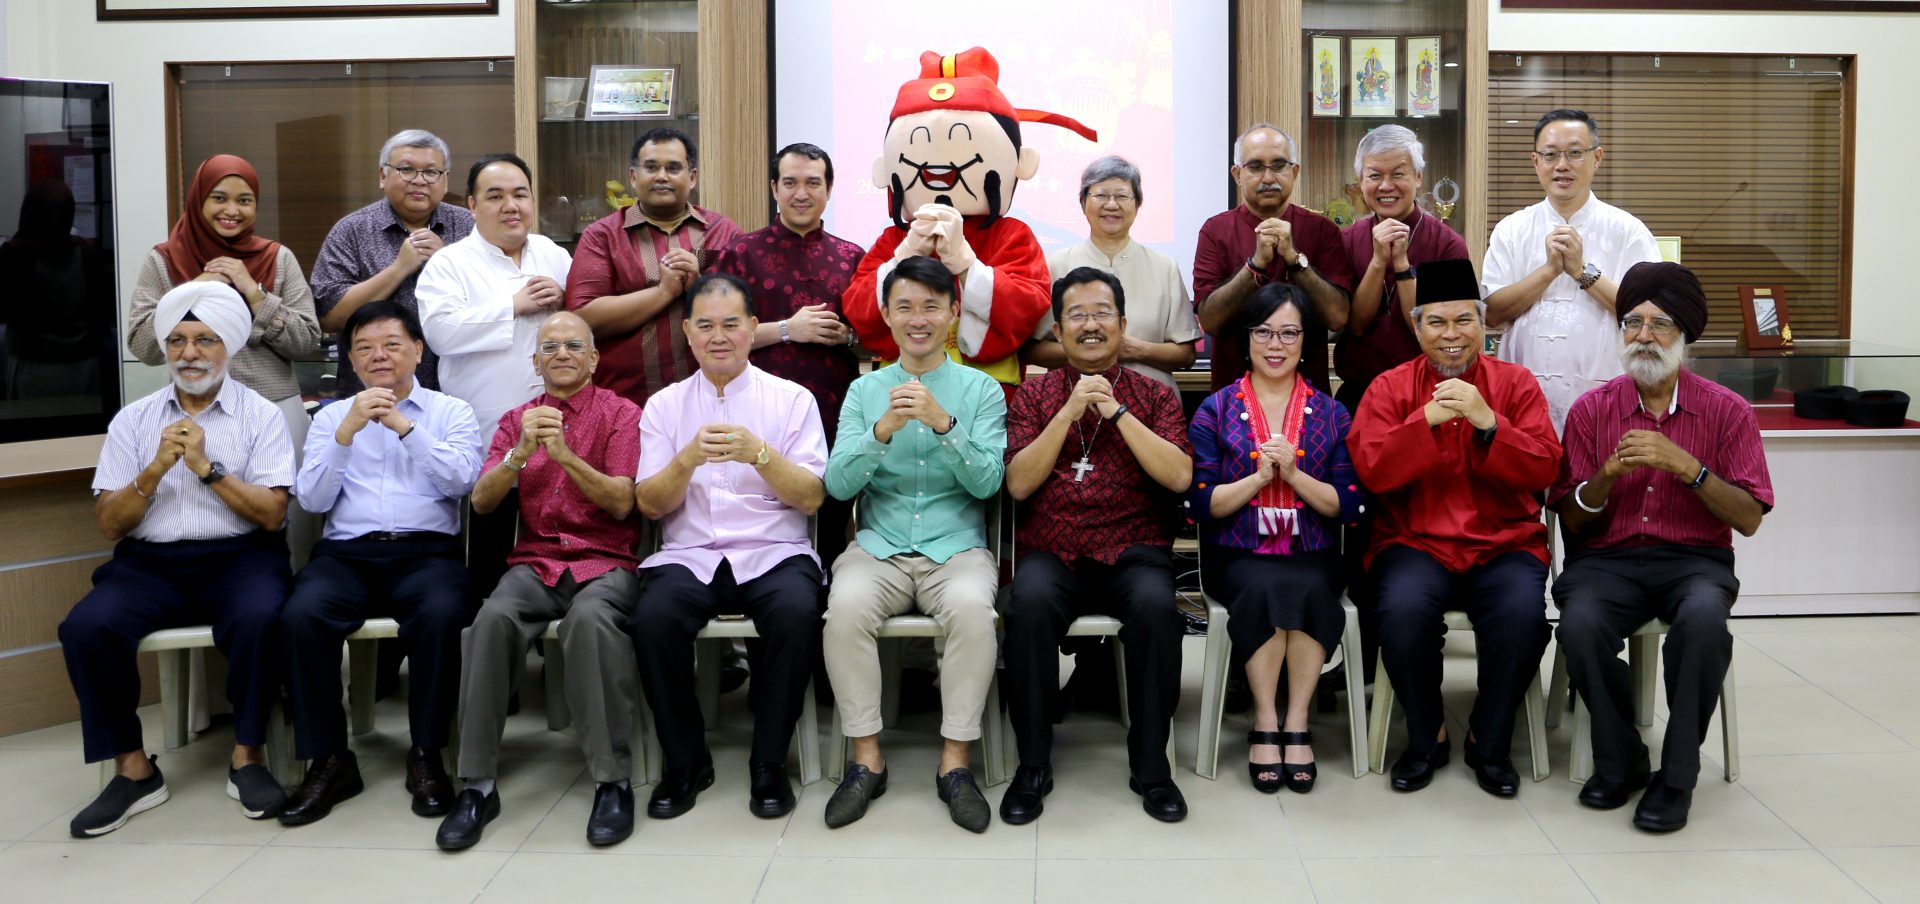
[1482, 193, 1660, 433]
[1037, 239, 1202, 390]
[93, 378, 295, 543]
[416, 230, 572, 443]
[294, 380, 485, 540]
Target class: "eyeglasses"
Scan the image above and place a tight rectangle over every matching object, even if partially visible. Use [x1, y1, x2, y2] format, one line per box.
[386, 165, 447, 184]
[164, 336, 223, 352]
[352, 340, 414, 357]
[1249, 326, 1304, 346]
[1239, 160, 1293, 176]
[1087, 192, 1135, 206]
[1620, 316, 1679, 337]
[1532, 147, 1597, 166]
[1063, 309, 1119, 326]
[537, 340, 590, 356]
[637, 161, 690, 176]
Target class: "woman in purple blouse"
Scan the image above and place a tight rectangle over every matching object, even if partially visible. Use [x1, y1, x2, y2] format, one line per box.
[1188, 282, 1363, 795]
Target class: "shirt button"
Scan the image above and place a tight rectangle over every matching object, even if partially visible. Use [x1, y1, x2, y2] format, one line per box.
[1647, 486, 1654, 492]
[1642, 516, 1651, 522]
[918, 460, 925, 466]
[913, 513, 921, 520]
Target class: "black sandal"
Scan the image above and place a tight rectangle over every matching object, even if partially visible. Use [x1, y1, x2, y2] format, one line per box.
[1246, 730, 1285, 794]
[1280, 730, 1317, 794]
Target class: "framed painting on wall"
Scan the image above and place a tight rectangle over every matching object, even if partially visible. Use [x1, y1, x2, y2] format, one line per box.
[1310, 36, 1343, 117]
[1405, 36, 1441, 116]
[1349, 37, 1397, 117]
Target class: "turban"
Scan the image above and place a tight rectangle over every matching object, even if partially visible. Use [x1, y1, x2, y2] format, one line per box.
[1413, 258, 1481, 307]
[1616, 261, 1707, 342]
[153, 280, 252, 359]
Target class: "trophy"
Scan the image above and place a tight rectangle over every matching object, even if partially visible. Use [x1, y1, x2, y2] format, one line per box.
[1423, 177, 1460, 221]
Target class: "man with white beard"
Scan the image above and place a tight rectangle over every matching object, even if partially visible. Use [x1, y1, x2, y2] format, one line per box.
[1550, 262, 1773, 835]
[61, 281, 296, 836]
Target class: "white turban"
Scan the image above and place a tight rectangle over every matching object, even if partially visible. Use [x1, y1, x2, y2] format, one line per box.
[153, 280, 252, 357]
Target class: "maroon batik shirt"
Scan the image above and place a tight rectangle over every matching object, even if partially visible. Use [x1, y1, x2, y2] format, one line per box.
[715, 221, 863, 442]
[484, 382, 644, 586]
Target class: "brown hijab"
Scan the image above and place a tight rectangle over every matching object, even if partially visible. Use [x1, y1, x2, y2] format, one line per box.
[155, 154, 281, 287]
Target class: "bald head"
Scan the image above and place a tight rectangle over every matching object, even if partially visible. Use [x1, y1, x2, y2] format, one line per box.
[532, 311, 599, 395]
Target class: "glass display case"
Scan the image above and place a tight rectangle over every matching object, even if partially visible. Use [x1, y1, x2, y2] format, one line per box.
[1685, 340, 1920, 430]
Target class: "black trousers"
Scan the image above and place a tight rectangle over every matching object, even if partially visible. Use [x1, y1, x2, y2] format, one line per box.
[1554, 545, 1737, 790]
[59, 533, 290, 763]
[1003, 546, 1184, 782]
[281, 534, 472, 760]
[1374, 544, 1550, 760]
[631, 555, 823, 771]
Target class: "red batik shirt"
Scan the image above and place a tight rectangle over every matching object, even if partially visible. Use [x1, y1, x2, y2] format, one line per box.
[1192, 203, 1355, 392]
[565, 204, 742, 408]
[1551, 368, 1774, 550]
[484, 382, 644, 585]
[715, 222, 863, 442]
[1005, 364, 1192, 565]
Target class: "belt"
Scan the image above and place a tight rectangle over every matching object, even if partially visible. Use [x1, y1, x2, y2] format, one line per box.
[354, 531, 455, 542]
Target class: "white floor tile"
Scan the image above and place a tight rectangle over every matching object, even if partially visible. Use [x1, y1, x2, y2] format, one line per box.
[0, 840, 258, 902]
[200, 845, 508, 904]
[1306, 854, 1594, 904]
[1037, 857, 1313, 903]
[1567, 850, 1877, 903]
[1821, 846, 1920, 904]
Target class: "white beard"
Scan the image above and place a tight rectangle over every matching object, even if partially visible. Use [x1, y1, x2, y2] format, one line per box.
[171, 360, 226, 396]
[1620, 337, 1685, 387]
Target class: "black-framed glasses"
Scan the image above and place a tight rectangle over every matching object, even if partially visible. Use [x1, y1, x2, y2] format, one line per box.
[386, 165, 447, 183]
[1250, 326, 1304, 346]
[1532, 147, 1598, 165]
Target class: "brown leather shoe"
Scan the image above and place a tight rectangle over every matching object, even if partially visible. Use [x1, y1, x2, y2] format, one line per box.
[278, 752, 364, 826]
[406, 746, 456, 817]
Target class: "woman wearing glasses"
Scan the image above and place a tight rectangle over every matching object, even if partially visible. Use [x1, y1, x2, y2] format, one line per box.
[1188, 282, 1363, 795]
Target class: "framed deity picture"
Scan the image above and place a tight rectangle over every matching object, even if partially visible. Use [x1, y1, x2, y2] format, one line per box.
[586, 66, 677, 121]
[1349, 37, 1397, 117]
[97, 0, 495, 19]
[1310, 36, 1343, 117]
[1738, 285, 1793, 348]
[1405, 36, 1441, 116]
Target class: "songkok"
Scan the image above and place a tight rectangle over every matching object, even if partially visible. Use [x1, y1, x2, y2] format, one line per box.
[1413, 259, 1481, 307]
[1616, 261, 1707, 343]
[153, 280, 252, 357]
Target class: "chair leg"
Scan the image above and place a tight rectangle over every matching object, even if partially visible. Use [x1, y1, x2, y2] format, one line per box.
[695, 637, 721, 729]
[636, 691, 662, 786]
[1571, 693, 1594, 784]
[1524, 669, 1550, 781]
[1631, 633, 1659, 727]
[1340, 602, 1368, 780]
[543, 637, 570, 732]
[797, 678, 822, 786]
[1194, 602, 1231, 780]
[1367, 657, 1394, 775]
[348, 637, 378, 737]
[157, 649, 191, 751]
[1721, 656, 1740, 783]
[1109, 637, 1131, 731]
[878, 638, 903, 728]
[980, 673, 1007, 787]
[1545, 643, 1570, 730]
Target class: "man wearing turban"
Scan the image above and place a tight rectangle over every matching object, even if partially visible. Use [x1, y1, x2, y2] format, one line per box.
[1550, 261, 1773, 834]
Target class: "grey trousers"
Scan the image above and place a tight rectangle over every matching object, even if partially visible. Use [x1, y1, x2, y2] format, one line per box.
[456, 565, 641, 784]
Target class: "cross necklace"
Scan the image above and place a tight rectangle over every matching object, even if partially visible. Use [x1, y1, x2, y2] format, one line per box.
[1069, 412, 1103, 482]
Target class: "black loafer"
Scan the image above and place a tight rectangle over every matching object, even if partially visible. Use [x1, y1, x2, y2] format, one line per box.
[1390, 740, 1451, 793]
[824, 763, 887, 828]
[278, 752, 365, 826]
[435, 787, 500, 851]
[748, 759, 796, 819]
[586, 782, 635, 846]
[405, 746, 456, 817]
[1579, 753, 1652, 810]
[1632, 771, 1693, 834]
[1129, 776, 1188, 823]
[647, 758, 715, 820]
[998, 764, 1052, 825]
[1463, 743, 1520, 799]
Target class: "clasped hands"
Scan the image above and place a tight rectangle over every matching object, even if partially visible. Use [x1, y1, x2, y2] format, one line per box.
[1251, 217, 1296, 271]
[1543, 225, 1587, 279]
[894, 203, 977, 275]
[1599, 429, 1698, 480]
[1423, 378, 1496, 430]
[1060, 374, 1120, 422]
[335, 388, 412, 445]
[676, 423, 765, 467]
[151, 418, 212, 479]
[874, 379, 952, 443]
[513, 405, 576, 465]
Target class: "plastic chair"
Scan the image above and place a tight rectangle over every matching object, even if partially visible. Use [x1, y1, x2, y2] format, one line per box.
[1366, 611, 1551, 781]
[101, 627, 293, 788]
[1545, 619, 1741, 784]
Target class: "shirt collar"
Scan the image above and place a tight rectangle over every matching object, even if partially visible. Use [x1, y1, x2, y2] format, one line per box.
[1076, 238, 1139, 267]
[623, 202, 708, 233]
[395, 378, 428, 414]
[379, 200, 448, 234]
[543, 381, 600, 414]
[1546, 192, 1597, 226]
[771, 219, 826, 243]
[893, 357, 951, 383]
[166, 377, 239, 419]
[1619, 369, 1695, 420]
[698, 363, 758, 397]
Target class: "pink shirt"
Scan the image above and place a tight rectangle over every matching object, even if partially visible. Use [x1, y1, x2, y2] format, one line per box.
[638, 364, 827, 583]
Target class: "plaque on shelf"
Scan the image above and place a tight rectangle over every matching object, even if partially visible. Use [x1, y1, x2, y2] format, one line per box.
[586, 65, 677, 121]
[1739, 284, 1793, 350]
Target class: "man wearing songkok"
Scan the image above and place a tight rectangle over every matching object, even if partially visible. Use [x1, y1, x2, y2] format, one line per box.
[1349, 259, 1560, 799]
[630, 273, 828, 822]
[310, 129, 475, 395]
[1024, 156, 1200, 390]
[821, 256, 1007, 833]
[62, 281, 294, 836]
[436, 312, 644, 851]
[1000, 267, 1194, 825]
[567, 127, 740, 408]
[1194, 123, 1354, 392]
[279, 301, 484, 827]
[1483, 109, 1660, 432]
[1552, 262, 1772, 834]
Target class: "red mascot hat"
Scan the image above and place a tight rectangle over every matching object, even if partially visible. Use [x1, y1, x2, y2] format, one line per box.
[889, 47, 1098, 143]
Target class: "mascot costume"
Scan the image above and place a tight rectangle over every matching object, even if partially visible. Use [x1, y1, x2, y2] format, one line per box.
[843, 46, 1097, 390]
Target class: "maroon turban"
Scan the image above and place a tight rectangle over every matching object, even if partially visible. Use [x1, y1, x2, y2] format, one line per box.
[1616, 261, 1706, 342]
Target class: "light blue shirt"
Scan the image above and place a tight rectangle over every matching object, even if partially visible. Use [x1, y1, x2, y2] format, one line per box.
[295, 380, 484, 540]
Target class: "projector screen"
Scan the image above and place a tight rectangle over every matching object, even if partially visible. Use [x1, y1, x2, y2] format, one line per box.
[772, 0, 1230, 287]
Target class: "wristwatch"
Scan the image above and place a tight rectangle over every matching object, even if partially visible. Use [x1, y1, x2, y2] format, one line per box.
[1687, 465, 1711, 490]
[1105, 404, 1130, 424]
[1284, 252, 1310, 275]
[754, 443, 772, 467]
[778, 319, 793, 344]
[935, 414, 958, 435]
[502, 450, 526, 472]
[1392, 265, 1417, 281]
[1576, 262, 1602, 290]
[199, 461, 228, 485]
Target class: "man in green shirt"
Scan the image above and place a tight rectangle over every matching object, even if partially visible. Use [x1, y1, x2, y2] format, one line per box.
[820, 255, 1008, 833]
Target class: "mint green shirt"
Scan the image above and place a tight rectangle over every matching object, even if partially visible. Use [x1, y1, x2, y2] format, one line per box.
[826, 359, 1007, 563]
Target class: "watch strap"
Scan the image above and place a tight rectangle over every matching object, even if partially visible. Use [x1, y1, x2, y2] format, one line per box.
[1687, 465, 1711, 490]
[779, 319, 792, 343]
[1393, 265, 1417, 281]
[1106, 404, 1129, 424]
[1284, 252, 1309, 274]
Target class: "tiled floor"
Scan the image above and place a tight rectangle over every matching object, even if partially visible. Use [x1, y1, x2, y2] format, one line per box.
[5, 614, 1919, 902]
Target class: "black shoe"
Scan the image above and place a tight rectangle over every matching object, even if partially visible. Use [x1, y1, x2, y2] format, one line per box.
[70, 756, 168, 838]
[748, 760, 796, 818]
[1390, 739, 1451, 793]
[647, 757, 715, 820]
[935, 767, 992, 833]
[227, 762, 287, 819]
[586, 782, 635, 846]
[1279, 730, 1318, 794]
[405, 746, 456, 817]
[1633, 771, 1692, 833]
[435, 787, 501, 851]
[1463, 742, 1520, 799]
[824, 763, 887, 828]
[998, 764, 1053, 825]
[278, 752, 364, 826]
[1579, 752, 1653, 811]
[1129, 776, 1189, 823]
[1246, 730, 1285, 794]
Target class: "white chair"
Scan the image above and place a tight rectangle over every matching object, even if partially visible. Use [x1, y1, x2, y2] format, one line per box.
[1366, 612, 1551, 782]
[101, 627, 293, 787]
[1545, 620, 1741, 784]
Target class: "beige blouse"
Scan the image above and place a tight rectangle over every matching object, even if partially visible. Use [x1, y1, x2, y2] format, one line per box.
[127, 245, 322, 402]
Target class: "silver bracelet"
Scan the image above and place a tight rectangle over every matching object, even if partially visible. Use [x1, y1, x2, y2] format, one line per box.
[1572, 480, 1606, 513]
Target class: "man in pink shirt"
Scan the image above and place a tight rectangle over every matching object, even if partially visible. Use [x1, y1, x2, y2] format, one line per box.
[631, 273, 829, 822]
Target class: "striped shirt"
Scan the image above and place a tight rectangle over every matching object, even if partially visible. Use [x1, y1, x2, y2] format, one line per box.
[93, 378, 295, 542]
[1551, 368, 1774, 550]
[294, 380, 484, 540]
[565, 204, 741, 408]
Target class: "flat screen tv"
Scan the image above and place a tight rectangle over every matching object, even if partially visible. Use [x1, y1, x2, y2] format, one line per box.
[0, 77, 119, 444]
